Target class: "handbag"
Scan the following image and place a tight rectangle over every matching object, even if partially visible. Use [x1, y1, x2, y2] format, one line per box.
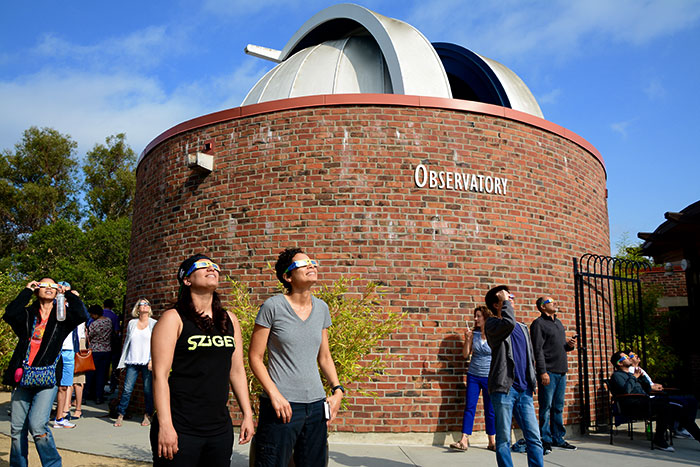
[74, 349, 95, 373]
[75, 324, 95, 373]
[16, 317, 60, 388]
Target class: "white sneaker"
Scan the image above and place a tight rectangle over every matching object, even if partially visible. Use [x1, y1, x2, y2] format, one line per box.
[53, 418, 76, 429]
[674, 428, 693, 439]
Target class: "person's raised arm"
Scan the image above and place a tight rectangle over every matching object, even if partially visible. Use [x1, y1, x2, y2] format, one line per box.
[3, 283, 36, 329]
[462, 324, 473, 359]
[227, 312, 254, 444]
[485, 300, 515, 348]
[318, 328, 343, 423]
[249, 324, 292, 423]
[151, 309, 181, 460]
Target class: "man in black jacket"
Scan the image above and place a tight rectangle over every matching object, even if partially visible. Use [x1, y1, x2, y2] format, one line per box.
[609, 350, 700, 451]
[530, 296, 577, 452]
[485, 285, 544, 467]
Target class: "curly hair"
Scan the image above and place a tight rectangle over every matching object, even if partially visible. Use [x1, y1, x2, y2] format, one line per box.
[275, 247, 304, 292]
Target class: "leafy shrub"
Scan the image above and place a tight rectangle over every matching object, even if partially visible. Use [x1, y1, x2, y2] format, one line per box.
[0, 272, 23, 382]
[226, 276, 405, 409]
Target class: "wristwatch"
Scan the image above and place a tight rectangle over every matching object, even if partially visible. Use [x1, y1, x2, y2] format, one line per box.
[331, 384, 345, 395]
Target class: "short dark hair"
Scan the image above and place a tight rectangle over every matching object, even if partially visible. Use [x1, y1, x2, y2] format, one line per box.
[103, 299, 115, 309]
[610, 350, 625, 368]
[485, 285, 509, 314]
[535, 297, 546, 311]
[88, 304, 104, 317]
[275, 248, 304, 292]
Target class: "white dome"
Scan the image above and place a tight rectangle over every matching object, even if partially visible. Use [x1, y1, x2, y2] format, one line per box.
[243, 35, 393, 105]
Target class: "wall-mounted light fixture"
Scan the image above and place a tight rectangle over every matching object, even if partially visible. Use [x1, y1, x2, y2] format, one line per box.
[188, 142, 214, 172]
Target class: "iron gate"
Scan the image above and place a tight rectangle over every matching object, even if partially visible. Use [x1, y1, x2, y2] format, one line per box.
[573, 254, 650, 434]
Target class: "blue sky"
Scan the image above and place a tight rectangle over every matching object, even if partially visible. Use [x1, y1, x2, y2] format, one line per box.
[1, 0, 699, 251]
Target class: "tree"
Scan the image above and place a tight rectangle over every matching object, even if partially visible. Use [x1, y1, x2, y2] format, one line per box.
[11, 217, 131, 310]
[0, 126, 80, 256]
[83, 133, 136, 224]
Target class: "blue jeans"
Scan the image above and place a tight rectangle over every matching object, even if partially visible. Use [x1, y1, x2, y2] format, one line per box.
[462, 373, 495, 435]
[538, 372, 566, 445]
[117, 364, 154, 416]
[491, 387, 543, 467]
[10, 385, 62, 467]
[254, 398, 327, 466]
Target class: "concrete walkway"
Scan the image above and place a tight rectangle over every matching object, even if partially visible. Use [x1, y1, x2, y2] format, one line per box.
[0, 392, 698, 466]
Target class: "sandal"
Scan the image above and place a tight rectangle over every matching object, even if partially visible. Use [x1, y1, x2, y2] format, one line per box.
[449, 440, 468, 451]
[72, 410, 82, 419]
[114, 414, 123, 427]
[141, 414, 151, 426]
[487, 444, 496, 452]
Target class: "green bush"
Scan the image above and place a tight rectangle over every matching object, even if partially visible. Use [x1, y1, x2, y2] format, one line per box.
[226, 276, 405, 409]
[0, 272, 23, 381]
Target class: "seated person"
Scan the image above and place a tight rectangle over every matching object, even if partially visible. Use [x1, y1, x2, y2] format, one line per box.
[624, 349, 697, 438]
[608, 351, 700, 451]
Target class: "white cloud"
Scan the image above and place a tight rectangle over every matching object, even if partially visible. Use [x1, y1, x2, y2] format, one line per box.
[0, 58, 270, 158]
[610, 120, 633, 139]
[537, 88, 562, 105]
[644, 78, 666, 100]
[406, 0, 700, 64]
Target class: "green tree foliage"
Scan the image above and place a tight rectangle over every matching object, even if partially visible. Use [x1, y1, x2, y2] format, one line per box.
[227, 277, 405, 410]
[0, 126, 80, 255]
[83, 133, 136, 224]
[11, 217, 131, 309]
[0, 272, 23, 379]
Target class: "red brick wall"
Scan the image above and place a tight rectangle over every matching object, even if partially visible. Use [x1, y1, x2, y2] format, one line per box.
[641, 266, 687, 301]
[127, 102, 609, 433]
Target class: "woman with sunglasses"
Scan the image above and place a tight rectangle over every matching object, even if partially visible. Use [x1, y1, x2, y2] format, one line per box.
[150, 254, 254, 466]
[114, 298, 157, 427]
[250, 248, 344, 466]
[3, 278, 86, 466]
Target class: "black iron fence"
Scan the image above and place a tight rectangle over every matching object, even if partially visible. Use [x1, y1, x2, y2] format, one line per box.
[573, 254, 650, 433]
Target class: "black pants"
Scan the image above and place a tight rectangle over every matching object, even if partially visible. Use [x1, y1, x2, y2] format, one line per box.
[150, 416, 233, 467]
[254, 397, 327, 467]
[625, 395, 700, 443]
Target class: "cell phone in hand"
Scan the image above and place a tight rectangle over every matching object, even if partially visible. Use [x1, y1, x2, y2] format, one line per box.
[324, 401, 331, 420]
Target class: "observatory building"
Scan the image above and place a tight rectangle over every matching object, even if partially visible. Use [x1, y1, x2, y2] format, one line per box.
[129, 4, 609, 437]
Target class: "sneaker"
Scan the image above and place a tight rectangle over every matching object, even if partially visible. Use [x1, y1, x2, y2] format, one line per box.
[673, 428, 693, 439]
[552, 441, 577, 451]
[53, 418, 76, 429]
[543, 442, 552, 455]
[653, 439, 675, 452]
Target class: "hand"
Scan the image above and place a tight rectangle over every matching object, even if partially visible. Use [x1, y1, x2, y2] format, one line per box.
[633, 367, 642, 378]
[26, 281, 39, 291]
[652, 383, 664, 392]
[540, 373, 550, 386]
[464, 325, 473, 341]
[566, 336, 577, 347]
[238, 414, 254, 444]
[496, 290, 510, 302]
[326, 392, 343, 427]
[158, 423, 178, 460]
[56, 283, 66, 294]
[147, 360, 153, 371]
[271, 393, 292, 423]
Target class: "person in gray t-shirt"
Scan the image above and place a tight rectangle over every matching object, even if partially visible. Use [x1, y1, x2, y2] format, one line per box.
[250, 248, 344, 467]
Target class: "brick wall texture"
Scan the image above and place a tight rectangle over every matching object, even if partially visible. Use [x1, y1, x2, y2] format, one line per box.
[127, 103, 610, 434]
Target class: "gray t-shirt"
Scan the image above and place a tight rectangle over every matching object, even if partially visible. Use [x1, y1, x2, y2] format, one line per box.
[255, 294, 332, 403]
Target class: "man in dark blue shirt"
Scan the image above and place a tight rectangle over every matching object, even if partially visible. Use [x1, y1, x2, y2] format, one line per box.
[485, 285, 544, 467]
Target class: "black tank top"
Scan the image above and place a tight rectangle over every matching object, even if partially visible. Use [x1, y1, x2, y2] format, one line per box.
[169, 312, 235, 436]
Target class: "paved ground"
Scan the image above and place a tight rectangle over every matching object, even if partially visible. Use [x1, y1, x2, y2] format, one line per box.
[0, 391, 698, 466]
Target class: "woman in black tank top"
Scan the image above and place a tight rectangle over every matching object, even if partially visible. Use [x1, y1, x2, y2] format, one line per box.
[150, 254, 254, 466]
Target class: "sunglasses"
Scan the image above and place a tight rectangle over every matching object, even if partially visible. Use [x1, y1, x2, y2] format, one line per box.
[138, 301, 150, 307]
[37, 282, 59, 290]
[542, 298, 554, 305]
[285, 259, 318, 274]
[185, 260, 220, 277]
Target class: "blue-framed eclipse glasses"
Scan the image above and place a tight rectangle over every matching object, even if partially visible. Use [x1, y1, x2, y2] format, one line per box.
[285, 259, 318, 274]
[617, 355, 629, 364]
[185, 260, 220, 277]
[542, 298, 554, 305]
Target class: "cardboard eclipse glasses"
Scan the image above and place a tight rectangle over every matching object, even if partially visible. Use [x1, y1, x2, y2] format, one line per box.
[285, 259, 318, 274]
